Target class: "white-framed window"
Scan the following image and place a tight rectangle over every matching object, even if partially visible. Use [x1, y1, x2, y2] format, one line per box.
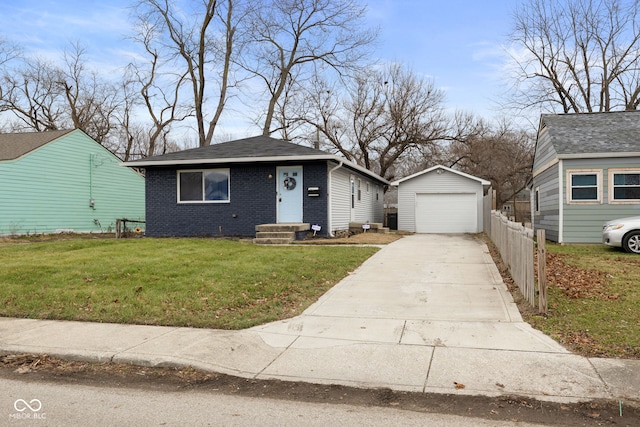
[566, 170, 602, 203]
[534, 186, 540, 214]
[609, 169, 640, 203]
[177, 169, 230, 203]
[357, 178, 362, 201]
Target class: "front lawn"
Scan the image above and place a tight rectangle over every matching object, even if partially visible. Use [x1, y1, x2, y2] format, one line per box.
[0, 237, 378, 329]
[525, 243, 640, 359]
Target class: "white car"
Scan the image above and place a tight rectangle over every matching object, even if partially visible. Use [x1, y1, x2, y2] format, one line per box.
[602, 216, 640, 254]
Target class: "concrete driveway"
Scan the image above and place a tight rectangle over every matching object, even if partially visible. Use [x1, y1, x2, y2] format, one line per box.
[247, 234, 606, 400]
[255, 234, 560, 351]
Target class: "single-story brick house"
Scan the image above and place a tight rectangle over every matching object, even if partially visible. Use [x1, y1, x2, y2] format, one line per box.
[123, 135, 388, 240]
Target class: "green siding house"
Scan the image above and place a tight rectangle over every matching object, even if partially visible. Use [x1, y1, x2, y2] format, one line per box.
[0, 129, 145, 235]
[532, 111, 640, 243]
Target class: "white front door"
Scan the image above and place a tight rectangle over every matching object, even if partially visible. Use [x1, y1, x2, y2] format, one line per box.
[277, 166, 303, 223]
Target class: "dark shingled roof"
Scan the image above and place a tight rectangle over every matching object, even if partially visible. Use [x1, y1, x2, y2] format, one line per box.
[124, 135, 389, 184]
[541, 111, 640, 155]
[128, 135, 331, 164]
[0, 129, 74, 161]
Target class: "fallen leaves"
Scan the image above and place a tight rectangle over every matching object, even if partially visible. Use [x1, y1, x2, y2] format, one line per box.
[545, 254, 618, 300]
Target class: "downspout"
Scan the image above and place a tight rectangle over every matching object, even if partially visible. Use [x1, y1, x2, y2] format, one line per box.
[327, 161, 343, 237]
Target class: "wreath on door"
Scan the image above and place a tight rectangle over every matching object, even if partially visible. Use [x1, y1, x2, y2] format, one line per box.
[283, 177, 297, 190]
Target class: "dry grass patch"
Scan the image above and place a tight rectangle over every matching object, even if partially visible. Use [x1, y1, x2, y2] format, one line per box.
[297, 232, 405, 245]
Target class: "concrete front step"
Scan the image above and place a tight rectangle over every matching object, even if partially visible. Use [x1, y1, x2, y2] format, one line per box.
[254, 223, 310, 244]
[253, 237, 294, 245]
[348, 222, 389, 234]
[256, 231, 296, 239]
[255, 223, 310, 233]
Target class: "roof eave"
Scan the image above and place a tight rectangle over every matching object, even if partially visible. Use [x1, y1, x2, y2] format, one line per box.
[390, 164, 490, 186]
[122, 154, 390, 185]
[557, 152, 640, 159]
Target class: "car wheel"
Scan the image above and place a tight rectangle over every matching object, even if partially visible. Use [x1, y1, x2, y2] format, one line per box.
[623, 231, 640, 254]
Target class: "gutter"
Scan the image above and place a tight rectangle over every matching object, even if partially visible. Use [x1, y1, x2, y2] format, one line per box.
[327, 161, 344, 237]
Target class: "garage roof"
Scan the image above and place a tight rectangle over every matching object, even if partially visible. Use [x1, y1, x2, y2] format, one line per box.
[390, 165, 490, 186]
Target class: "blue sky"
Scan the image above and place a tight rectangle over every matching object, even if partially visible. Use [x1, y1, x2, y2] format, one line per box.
[0, 0, 521, 132]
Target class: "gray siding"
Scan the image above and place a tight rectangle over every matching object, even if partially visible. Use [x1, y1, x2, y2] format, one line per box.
[532, 127, 558, 173]
[397, 170, 484, 233]
[533, 163, 560, 242]
[562, 158, 640, 243]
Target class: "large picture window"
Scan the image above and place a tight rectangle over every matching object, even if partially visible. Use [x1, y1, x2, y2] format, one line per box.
[567, 170, 601, 203]
[178, 169, 229, 203]
[610, 170, 640, 202]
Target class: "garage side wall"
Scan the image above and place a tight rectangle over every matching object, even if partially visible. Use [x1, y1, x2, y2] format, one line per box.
[397, 171, 484, 233]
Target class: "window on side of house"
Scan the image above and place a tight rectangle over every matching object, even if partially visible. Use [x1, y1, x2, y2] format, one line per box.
[568, 170, 601, 203]
[610, 171, 640, 202]
[178, 169, 230, 203]
[357, 178, 362, 201]
[534, 187, 540, 214]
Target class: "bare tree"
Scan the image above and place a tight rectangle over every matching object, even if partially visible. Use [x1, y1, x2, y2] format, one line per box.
[240, 0, 376, 136]
[0, 43, 124, 147]
[508, 0, 640, 113]
[134, 0, 242, 146]
[126, 17, 194, 158]
[447, 119, 534, 208]
[303, 64, 449, 183]
[57, 43, 122, 144]
[0, 57, 65, 131]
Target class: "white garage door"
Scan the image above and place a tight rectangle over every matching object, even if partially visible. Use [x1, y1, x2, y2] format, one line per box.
[415, 193, 477, 233]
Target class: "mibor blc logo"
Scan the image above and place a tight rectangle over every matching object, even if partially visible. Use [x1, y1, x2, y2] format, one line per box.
[10, 399, 46, 420]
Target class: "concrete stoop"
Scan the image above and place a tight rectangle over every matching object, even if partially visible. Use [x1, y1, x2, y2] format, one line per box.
[348, 222, 390, 234]
[254, 223, 310, 244]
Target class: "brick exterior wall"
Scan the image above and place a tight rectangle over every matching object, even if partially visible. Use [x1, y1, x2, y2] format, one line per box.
[301, 162, 329, 234]
[145, 162, 328, 237]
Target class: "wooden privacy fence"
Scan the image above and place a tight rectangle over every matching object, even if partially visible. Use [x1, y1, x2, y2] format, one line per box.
[489, 210, 543, 310]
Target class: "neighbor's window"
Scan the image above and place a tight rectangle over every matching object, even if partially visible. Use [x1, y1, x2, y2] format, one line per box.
[178, 169, 230, 203]
[611, 171, 640, 202]
[568, 171, 601, 203]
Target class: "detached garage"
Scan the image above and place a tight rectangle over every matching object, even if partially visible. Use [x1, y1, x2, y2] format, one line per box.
[391, 165, 490, 234]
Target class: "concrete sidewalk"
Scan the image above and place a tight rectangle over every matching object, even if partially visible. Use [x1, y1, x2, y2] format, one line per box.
[1, 234, 638, 404]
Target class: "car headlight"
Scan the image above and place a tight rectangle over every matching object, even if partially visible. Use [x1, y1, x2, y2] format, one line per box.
[603, 224, 624, 231]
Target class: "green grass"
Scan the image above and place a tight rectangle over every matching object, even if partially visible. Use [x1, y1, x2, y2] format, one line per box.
[0, 237, 378, 329]
[526, 243, 640, 358]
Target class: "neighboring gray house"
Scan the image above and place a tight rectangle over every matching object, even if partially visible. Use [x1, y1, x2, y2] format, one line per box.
[532, 111, 640, 243]
[123, 136, 388, 239]
[390, 165, 490, 233]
